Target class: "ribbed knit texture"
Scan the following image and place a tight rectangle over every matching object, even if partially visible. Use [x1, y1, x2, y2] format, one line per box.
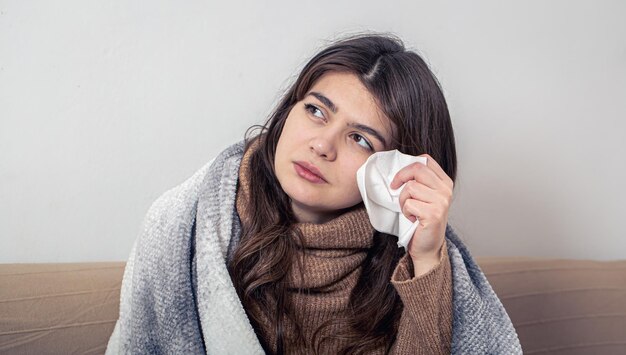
[235, 139, 453, 354]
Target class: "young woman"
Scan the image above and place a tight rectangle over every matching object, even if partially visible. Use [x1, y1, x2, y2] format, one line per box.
[106, 33, 522, 354]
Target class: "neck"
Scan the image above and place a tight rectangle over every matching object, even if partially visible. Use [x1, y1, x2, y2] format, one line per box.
[290, 200, 349, 224]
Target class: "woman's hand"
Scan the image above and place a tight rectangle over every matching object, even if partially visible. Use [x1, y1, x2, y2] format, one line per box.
[389, 154, 454, 276]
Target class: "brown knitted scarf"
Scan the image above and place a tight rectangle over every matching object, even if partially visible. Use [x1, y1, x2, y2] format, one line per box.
[234, 138, 382, 352]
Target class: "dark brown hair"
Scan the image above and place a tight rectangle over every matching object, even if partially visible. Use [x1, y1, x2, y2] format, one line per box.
[228, 32, 457, 354]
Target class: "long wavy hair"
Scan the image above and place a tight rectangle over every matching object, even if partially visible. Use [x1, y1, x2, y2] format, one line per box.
[227, 32, 457, 354]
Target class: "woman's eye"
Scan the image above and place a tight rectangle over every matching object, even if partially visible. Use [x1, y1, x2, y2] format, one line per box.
[351, 134, 373, 151]
[304, 103, 325, 120]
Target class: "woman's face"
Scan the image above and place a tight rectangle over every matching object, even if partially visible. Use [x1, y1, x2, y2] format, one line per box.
[274, 71, 395, 224]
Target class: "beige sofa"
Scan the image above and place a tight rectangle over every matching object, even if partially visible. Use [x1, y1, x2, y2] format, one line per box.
[1, 257, 625, 354]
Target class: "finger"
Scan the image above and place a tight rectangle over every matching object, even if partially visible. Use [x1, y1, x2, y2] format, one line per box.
[398, 180, 438, 209]
[390, 161, 441, 190]
[401, 199, 428, 224]
[420, 154, 454, 187]
[402, 199, 445, 226]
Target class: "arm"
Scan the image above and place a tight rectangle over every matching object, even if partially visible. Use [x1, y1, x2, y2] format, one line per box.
[389, 239, 453, 355]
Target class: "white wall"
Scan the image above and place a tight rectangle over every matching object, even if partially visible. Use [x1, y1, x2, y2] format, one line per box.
[1, 0, 624, 262]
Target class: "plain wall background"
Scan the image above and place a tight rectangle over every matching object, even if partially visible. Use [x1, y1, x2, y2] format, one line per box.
[1, 0, 624, 263]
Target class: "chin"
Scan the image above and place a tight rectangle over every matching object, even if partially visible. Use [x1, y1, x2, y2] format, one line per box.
[286, 187, 325, 209]
[280, 174, 360, 212]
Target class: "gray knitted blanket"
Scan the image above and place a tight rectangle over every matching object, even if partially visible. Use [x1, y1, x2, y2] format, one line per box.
[106, 140, 523, 354]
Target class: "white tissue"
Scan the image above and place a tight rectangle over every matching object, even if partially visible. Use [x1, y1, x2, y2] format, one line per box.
[356, 150, 428, 250]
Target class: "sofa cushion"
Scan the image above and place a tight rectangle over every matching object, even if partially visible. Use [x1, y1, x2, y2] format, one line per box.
[477, 256, 626, 355]
[0, 263, 124, 355]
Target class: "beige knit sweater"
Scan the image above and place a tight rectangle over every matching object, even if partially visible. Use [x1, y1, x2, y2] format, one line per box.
[234, 141, 453, 354]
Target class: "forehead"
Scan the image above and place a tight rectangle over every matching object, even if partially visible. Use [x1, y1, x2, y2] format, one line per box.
[307, 72, 395, 143]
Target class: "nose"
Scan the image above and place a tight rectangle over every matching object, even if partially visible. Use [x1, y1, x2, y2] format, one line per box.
[310, 135, 337, 161]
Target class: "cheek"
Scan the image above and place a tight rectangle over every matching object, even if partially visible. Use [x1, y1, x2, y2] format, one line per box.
[276, 116, 296, 153]
[278, 114, 308, 150]
[337, 157, 367, 191]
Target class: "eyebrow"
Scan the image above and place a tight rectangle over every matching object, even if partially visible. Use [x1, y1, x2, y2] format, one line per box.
[307, 91, 389, 149]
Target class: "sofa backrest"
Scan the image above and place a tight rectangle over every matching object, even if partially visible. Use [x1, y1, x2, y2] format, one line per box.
[1, 258, 625, 354]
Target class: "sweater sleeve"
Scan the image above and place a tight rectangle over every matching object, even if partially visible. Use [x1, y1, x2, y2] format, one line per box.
[389, 239, 453, 355]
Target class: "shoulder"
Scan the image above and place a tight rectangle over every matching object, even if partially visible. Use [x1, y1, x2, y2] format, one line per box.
[147, 140, 246, 224]
[138, 140, 246, 258]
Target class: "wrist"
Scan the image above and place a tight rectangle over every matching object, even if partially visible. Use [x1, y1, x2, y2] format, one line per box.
[411, 256, 441, 277]
[409, 244, 444, 277]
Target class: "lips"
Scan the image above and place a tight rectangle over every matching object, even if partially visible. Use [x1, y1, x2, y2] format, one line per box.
[294, 161, 327, 183]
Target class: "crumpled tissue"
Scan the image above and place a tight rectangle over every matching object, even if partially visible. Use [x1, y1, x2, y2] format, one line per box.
[356, 150, 428, 249]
